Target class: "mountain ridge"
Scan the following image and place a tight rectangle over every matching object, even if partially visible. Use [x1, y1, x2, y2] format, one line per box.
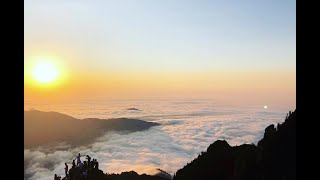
[24, 110, 160, 149]
[173, 110, 296, 180]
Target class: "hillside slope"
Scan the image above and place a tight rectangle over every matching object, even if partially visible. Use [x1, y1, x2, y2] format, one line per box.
[173, 110, 296, 180]
[24, 110, 160, 148]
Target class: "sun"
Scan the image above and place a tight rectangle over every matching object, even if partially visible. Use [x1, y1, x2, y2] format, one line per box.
[32, 62, 59, 83]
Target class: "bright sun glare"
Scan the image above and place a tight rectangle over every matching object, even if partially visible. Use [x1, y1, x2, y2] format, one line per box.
[32, 62, 59, 83]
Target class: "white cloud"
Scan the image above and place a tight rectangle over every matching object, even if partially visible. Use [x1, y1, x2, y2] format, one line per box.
[25, 107, 287, 180]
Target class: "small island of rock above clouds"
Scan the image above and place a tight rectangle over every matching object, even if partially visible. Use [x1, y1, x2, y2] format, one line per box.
[126, 108, 141, 111]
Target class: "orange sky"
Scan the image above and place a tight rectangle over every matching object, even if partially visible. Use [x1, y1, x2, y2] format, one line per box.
[24, 65, 295, 109]
[24, 1, 295, 109]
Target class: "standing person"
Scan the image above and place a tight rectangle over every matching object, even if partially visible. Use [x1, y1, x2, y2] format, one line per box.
[79, 161, 84, 171]
[83, 161, 88, 172]
[95, 159, 99, 170]
[90, 159, 94, 172]
[64, 163, 68, 177]
[86, 155, 91, 164]
[86, 155, 91, 172]
[76, 153, 81, 166]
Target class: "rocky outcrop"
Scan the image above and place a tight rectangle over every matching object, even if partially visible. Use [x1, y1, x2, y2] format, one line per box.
[173, 110, 296, 180]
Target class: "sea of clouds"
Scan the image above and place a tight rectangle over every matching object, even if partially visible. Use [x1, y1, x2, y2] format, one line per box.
[24, 100, 289, 180]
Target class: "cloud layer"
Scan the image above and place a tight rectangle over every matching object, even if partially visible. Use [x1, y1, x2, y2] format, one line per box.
[24, 101, 288, 180]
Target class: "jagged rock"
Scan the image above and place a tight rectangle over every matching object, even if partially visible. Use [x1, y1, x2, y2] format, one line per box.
[173, 110, 296, 180]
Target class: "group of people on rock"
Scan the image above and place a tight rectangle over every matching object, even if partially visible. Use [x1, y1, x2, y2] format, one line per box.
[54, 153, 100, 180]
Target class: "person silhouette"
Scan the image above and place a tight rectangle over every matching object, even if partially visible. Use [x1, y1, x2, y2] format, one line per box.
[64, 163, 68, 177]
[94, 159, 99, 169]
[86, 155, 91, 172]
[54, 174, 61, 180]
[76, 153, 81, 166]
[83, 161, 88, 172]
[86, 155, 91, 164]
[96, 159, 99, 169]
[90, 159, 94, 172]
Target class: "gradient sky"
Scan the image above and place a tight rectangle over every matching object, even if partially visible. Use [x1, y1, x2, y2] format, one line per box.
[24, 0, 296, 108]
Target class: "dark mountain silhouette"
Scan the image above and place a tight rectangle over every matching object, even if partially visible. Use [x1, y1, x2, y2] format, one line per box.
[173, 110, 296, 180]
[54, 165, 169, 180]
[106, 171, 169, 180]
[25, 110, 160, 148]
